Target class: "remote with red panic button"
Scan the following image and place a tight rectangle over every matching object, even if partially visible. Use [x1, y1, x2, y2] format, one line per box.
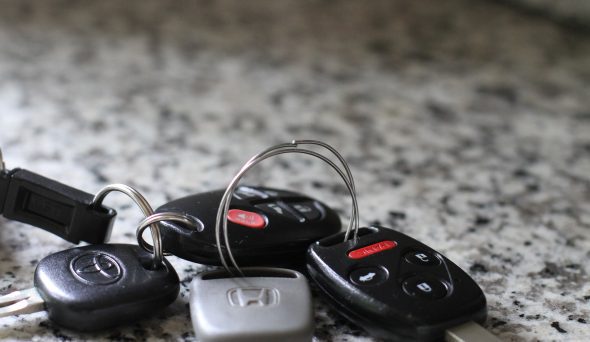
[155, 185, 341, 267]
[307, 226, 495, 342]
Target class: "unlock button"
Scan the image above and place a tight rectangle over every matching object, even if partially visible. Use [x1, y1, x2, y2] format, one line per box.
[404, 250, 440, 266]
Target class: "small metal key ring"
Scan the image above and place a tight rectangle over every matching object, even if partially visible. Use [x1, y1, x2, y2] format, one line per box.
[91, 184, 164, 266]
[136, 212, 200, 266]
[215, 140, 360, 276]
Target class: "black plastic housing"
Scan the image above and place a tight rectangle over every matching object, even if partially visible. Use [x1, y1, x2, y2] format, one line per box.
[34, 244, 179, 331]
[0, 169, 116, 244]
[156, 186, 341, 267]
[307, 226, 487, 342]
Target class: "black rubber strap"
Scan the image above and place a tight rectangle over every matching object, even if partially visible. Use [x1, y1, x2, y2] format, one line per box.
[0, 168, 116, 244]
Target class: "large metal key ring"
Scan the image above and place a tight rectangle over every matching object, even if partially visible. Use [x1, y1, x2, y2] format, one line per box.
[215, 140, 361, 276]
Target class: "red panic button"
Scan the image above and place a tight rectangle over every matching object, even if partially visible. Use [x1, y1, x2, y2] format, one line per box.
[227, 209, 267, 229]
[348, 240, 397, 259]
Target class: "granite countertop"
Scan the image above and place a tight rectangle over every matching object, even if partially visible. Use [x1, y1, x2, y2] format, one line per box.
[0, 0, 589, 341]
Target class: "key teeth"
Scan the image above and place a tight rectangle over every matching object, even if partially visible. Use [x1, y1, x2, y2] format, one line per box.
[0, 288, 44, 318]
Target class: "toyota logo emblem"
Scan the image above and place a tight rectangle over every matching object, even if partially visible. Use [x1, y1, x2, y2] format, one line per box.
[70, 252, 122, 285]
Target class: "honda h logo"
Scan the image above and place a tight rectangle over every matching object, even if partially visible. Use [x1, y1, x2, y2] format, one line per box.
[227, 287, 280, 307]
[70, 252, 122, 285]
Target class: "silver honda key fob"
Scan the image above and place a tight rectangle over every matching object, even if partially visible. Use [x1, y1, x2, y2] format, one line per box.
[190, 267, 314, 342]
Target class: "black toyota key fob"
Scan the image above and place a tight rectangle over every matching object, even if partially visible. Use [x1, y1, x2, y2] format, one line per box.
[156, 185, 341, 267]
[0, 244, 179, 331]
[307, 226, 487, 342]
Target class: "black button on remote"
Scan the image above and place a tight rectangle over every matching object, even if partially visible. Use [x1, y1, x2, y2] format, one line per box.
[255, 202, 301, 222]
[289, 201, 322, 221]
[349, 266, 388, 286]
[307, 225, 487, 341]
[156, 186, 341, 267]
[402, 276, 447, 299]
[404, 250, 440, 266]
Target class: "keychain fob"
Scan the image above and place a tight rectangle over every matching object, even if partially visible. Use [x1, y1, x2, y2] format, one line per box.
[307, 226, 487, 342]
[0, 168, 116, 244]
[156, 186, 341, 267]
[190, 267, 314, 342]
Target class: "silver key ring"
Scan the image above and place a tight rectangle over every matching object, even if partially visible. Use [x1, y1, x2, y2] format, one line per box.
[91, 184, 165, 267]
[236, 140, 359, 240]
[215, 140, 360, 276]
[136, 212, 200, 266]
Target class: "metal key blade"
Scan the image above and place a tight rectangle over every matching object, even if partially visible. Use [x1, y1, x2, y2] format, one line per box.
[0, 288, 44, 317]
[446, 321, 501, 342]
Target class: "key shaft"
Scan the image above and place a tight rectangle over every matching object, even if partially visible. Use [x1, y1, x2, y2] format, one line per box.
[0, 288, 44, 318]
[446, 321, 501, 342]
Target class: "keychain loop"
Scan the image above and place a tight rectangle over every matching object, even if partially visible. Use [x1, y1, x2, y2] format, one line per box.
[135, 212, 201, 256]
[135, 212, 200, 266]
[91, 184, 165, 267]
[215, 140, 360, 276]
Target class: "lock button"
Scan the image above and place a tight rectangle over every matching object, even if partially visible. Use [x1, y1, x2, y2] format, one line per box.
[402, 276, 447, 299]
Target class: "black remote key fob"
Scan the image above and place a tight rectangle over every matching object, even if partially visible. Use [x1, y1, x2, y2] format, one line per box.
[156, 186, 341, 267]
[307, 226, 487, 342]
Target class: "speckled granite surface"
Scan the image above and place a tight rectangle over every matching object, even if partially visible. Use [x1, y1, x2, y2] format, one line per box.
[502, 0, 590, 29]
[0, 0, 589, 341]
